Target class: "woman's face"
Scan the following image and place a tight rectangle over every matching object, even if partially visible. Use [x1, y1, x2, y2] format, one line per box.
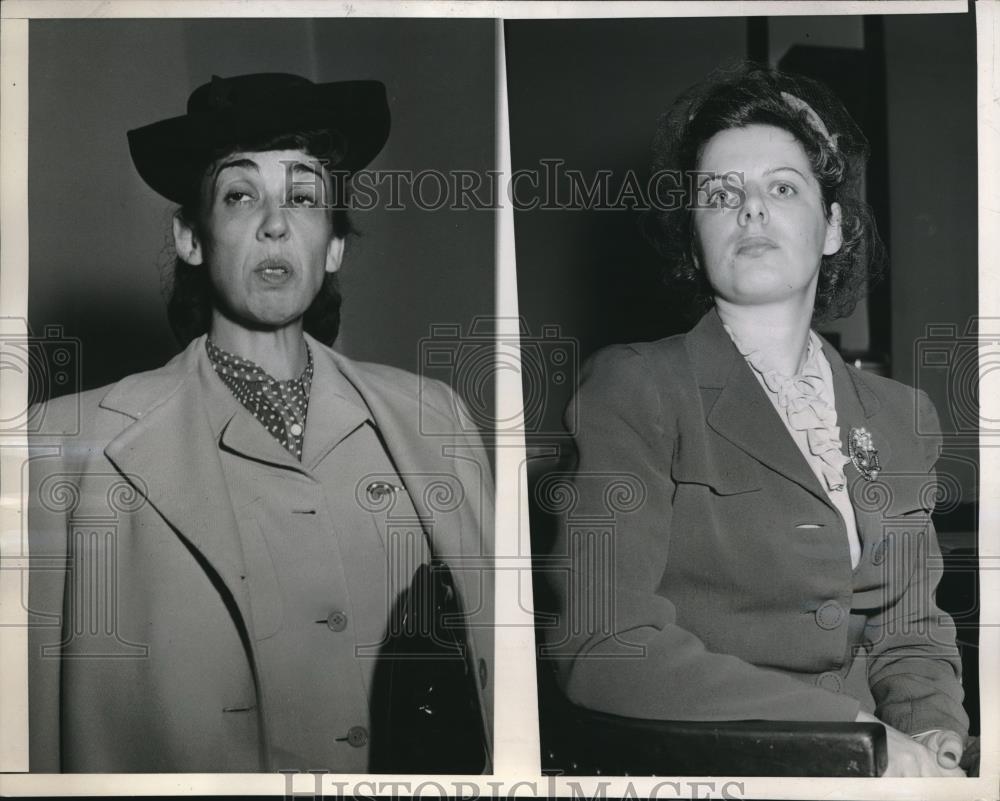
[691, 124, 842, 311]
[174, 148, 343, 330]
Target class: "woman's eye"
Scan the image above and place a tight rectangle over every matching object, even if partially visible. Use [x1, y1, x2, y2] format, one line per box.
[289, 192, 318, 207]
[772, 182, 797, 198]
[707, 188, 734, 208]
[223, 190, 254, 205]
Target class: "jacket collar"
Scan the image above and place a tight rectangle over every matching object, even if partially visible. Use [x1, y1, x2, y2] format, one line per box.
[317, 336, 477, 545]
[205, 338, 373, 472]
[100, 337, 252, 622]
[684, 307, 881, 503]
[685, 307, 880, 416]
[98, 334, 471, 625]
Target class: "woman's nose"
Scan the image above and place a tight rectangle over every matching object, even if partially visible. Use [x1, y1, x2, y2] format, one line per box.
[738, 187, 769, 227]
[258, 197, 289, 240]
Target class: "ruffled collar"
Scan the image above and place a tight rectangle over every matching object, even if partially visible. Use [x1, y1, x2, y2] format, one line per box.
[724, 325, 850, 492]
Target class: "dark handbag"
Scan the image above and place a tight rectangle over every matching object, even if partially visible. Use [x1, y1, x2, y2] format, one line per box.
[369, 559, 488, 774]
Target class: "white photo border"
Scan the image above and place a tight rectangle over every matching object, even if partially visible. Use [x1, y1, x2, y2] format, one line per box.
[0, 2, 994, 799]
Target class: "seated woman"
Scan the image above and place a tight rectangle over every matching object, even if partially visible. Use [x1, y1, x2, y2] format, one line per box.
[547, 65, 968, 777]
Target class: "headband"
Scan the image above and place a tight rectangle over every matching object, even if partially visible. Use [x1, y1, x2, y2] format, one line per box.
[780, 91, 839, 151]
[684, 88, 840, 152]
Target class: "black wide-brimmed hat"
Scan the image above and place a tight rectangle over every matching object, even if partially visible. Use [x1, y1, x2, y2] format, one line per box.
[127, 73, 390, 205]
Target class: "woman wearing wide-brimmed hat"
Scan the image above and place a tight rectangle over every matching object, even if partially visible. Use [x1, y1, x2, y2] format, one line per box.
[28, 72, 493, 774]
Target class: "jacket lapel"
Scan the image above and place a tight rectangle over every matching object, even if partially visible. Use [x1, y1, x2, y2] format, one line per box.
[315, 342, 471, 556]
[300, 347, 372, 469]
[97, 334, 478, 649]
[822, 338, 881, 485]
[688, 309, 831, 505]
[100, 337, 253, 624]
[822, 339, 888, 567]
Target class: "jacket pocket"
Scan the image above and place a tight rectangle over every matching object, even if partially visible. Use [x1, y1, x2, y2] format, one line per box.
[670, 436, 762, 496]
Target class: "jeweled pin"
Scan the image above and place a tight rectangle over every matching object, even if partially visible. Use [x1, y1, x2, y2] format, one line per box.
[848, 427, 881, 482]
[367, 481, 402, 502]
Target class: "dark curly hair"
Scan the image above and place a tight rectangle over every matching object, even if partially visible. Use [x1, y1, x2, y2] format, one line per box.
[166, 129, 355, 347]
[644, 63, 884, 322]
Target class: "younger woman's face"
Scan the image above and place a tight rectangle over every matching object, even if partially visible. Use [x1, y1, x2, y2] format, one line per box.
[691, 124, 842, 311]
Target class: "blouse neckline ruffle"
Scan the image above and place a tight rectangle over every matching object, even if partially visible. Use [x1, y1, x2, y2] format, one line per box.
[723, 325, 850, 492]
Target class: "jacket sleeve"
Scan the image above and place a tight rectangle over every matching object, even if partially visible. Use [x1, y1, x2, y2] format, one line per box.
[544, 345, 861, 722]
[864, 391, 969, 738]
[26, 442, 70, 772]
[453, 388, 496, 762]
[424, 379, 496, 766]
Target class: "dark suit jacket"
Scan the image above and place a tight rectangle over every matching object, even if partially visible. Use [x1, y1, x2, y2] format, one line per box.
[27, 334, 494, 772]
[546, 309, 967, 738]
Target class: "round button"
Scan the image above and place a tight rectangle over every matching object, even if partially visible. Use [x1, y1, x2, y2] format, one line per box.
[347, 726, 368, 748]
[289, 422, 303, 437]
[815, 601, 844, 630]
[816, 671, 843, 693]
[872, 539, 887, 566]
[326, 611, 348, 632]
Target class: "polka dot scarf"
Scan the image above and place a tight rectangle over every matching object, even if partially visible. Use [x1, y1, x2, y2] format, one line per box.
[206, 338, 313, 461]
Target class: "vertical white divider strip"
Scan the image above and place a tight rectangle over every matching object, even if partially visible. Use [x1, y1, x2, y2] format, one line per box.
[492, 16, 541, 777]
[976, 0, 999, 782]
[0, 16, 31, 773]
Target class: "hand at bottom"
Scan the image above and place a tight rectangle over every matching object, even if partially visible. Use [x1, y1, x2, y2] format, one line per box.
[855, 711, 965, 777]
[912, 729, 966, 771]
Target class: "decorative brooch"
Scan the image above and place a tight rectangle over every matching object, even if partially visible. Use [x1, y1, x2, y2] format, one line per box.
[848, 427, 881, 482]
[367, 481, 403, 502]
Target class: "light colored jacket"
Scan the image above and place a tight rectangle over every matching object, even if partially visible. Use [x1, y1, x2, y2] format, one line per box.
[27, 334, 494, 772]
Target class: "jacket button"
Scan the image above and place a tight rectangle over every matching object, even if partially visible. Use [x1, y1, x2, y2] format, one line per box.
[346, 726, 368, 747]
[478, 658, 488, 689]
[816, 672, 843, 693]
[815, 601, 844, 630]
[327, 611, 348, 632]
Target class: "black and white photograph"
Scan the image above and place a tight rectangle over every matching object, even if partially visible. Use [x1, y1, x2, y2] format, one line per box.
[509, 12, 985, 778]
[0, 1, 997, 798]
[19, 17, 496, 774]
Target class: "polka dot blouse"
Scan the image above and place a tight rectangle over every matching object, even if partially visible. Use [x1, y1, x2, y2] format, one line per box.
[206, 339, 313, 460]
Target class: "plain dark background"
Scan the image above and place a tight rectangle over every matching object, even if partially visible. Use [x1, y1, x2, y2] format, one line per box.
[28, 18, 496, 432]
[507, 12, 981, 739]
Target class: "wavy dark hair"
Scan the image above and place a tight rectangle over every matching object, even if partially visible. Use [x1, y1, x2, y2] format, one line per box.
[166, 129, 354, 347]
[643, 63, 885, 322]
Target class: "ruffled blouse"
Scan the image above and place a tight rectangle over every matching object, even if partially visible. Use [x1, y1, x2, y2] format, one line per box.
[724, 325, 861, 568]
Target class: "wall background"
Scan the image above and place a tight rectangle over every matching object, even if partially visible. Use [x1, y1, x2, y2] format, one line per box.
[28, 18, 496, 428]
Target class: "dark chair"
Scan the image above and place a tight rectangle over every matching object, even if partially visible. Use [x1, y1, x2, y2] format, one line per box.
[542, 694, 887, 777]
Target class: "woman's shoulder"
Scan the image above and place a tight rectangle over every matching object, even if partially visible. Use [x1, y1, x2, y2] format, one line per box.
[583, 331, 693, 380]
[838, 360, 943, 467]
[841, 360, 938, 420]
[573, 332, 699, 435]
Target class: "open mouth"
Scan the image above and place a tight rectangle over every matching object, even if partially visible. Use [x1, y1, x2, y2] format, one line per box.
[256, 258, 293, 283]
